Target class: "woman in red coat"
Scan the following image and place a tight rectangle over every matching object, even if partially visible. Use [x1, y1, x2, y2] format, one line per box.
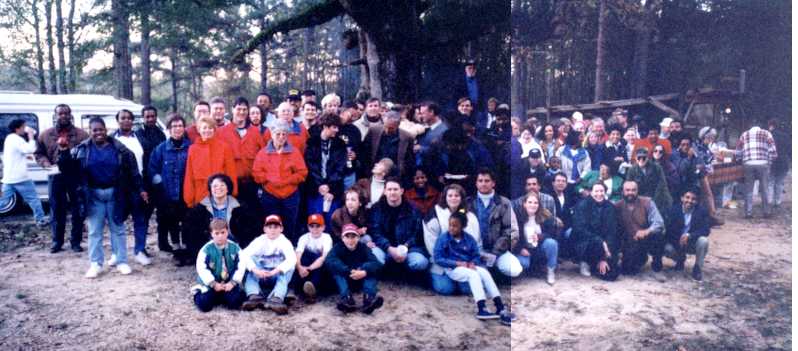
[183, 116, 238, 208]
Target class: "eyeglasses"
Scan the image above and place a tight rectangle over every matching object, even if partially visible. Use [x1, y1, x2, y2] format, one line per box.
[637, 157, 647, 161]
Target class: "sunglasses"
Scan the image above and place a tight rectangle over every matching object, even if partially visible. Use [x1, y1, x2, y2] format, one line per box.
[637, 157, 647, 161]
[653, 149, 663, 153]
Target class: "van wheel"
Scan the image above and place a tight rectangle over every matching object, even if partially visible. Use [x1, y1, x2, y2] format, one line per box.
[0, 191, 19, 215]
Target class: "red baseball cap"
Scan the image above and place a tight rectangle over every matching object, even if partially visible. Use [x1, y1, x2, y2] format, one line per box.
[308, 214, 325, 226]
[341, 224, 360, 236]
[264, 215, 282, 226]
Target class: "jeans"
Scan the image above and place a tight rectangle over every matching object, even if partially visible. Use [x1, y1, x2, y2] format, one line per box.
[343, 173, 356, 192]
[743, 163, 771, 215]
[1, 180, 45, 221]
[769, 170, 788, 206]
[193, 285, 244, 312]
[333, 274, 378, 298]
[664, 236, 709, 270]
[446, 266, 500, 302]
[295, 250, 326, 292]
[130, 194, 153, 254]
[496, 251, 523, 278]
[48, 173, 84, 248]
[86, 188, 127, 265]
[430, 272, 472, 295]
[244, 267, 294, 300]
[260, 190, 300, 243]
[370, 247, 429, 271]
[517, 238, 559, 271]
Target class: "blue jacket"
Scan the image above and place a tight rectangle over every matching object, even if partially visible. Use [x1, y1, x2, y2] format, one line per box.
[59, 137, 142, 225]
[148, 137, 191, 202]
[369, 198, 425, 254]
[433, 232, 481, 269]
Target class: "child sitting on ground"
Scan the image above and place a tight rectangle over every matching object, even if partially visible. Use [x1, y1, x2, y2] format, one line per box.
[191, 219, 246, 312]
[240, 215, 297, 314]
[294, 214, 333, 303]
[433, 211, 513, 325]
[325, 223, 384, 314]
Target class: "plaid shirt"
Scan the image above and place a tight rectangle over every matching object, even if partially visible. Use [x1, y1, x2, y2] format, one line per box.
[735, 127, 777, 163]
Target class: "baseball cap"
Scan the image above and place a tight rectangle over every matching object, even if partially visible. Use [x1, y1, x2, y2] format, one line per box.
[635, 148, 649, 157]
[264, 214, 282, 226]
[529, 149, 542, 159]
[660, 117, 674, 127]
[341, 224, 359, 237]
[464, 59, 476, 67]
[308, 214, 325, 226]
[287, 89, 301, 101]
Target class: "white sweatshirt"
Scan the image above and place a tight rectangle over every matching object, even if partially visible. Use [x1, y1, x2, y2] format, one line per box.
[240, 234, 297, 274]
[2, 133, 37, 184]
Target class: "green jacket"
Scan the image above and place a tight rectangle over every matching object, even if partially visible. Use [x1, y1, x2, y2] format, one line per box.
[625, 162, 673, 222]
[576, 171, 623, 202]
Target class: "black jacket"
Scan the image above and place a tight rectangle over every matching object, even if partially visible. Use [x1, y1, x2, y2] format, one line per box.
[304, 135, 348, 198]
[59, 137, 142, 225]
[325, 242, 383, 277]
[572, 198, 620, 261]
[182, 196, 261, 257]
[665, 203, 711, 247]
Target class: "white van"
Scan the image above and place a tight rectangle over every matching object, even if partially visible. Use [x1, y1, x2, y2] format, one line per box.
[0, 92, 166, 213]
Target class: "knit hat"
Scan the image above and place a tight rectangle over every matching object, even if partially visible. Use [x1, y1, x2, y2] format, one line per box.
[698, 126, 717, 140]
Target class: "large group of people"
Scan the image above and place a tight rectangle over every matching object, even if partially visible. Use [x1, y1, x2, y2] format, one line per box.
[0, 61, 789, 325]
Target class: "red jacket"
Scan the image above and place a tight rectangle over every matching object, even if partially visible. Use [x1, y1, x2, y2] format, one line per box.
[252, 141, 308, 199]
[262, 121, 309, 155]
[216, 123, 265, 179]
[183, 137, 238, 207]
[404, 186, 440, 217]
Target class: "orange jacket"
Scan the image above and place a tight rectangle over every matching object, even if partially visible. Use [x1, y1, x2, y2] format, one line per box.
[216, 123, 265, 179]
[632, 138, 672, 161]
[262, 121, 309, 155]
[252, 141, 308, 199]
[183, 137, 238, 207]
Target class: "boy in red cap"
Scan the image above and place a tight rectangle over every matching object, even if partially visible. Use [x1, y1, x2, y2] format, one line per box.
[240, 215, 297, 314]
[294, 214, 334, 303]
[325, 223, 384, 314]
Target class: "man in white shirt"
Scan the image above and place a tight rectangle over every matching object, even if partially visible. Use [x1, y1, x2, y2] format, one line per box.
[1, 119, 47, 226]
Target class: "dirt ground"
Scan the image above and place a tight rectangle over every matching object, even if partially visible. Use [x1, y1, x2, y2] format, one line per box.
[0, 179, 791, 350]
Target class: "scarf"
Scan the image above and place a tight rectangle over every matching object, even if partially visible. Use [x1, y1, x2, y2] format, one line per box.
[562, 147, 587, 181]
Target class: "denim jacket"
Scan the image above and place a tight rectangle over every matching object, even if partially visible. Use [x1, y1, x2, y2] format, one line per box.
[433, 232, 481, 269]
[148, 137, 191, 202]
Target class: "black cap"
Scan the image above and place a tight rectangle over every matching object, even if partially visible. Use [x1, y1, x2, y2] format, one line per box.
[635, 148, 649, 157]
[529, 149, 542, 159]
[464, 59, 476, 67]
[287, 89, 301, 100]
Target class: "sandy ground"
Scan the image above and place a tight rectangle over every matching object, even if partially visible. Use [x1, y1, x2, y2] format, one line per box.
[0, 179, 790, 350]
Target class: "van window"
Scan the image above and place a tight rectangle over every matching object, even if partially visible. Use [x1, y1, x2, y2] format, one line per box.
[81, 114, 143, 133]
[0, 113, 39, 152]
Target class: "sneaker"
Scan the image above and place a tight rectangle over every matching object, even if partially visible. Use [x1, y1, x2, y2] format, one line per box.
[336, 295, 358, 313]
[691, 265, 703, 281]
[107, 254, 118, 267]
[476, 308, 499, 320]
[266, 297, 288, 315]
[361, 294, 384, 315]
[135, 251, 152, 266]
[303, 281, 317, 304]
[117, 263, 132, 275]
[241, 295, 265, 311]
[499, 310, 516, 326]
[579, 262, 591, 277]
[546, 267, 556, 285]
[85, 262, 102, 279]
[284, 290, 297, 306]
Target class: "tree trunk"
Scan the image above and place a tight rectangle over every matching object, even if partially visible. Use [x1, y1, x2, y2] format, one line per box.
[364, 32, 381, 100]
[67, 0, 76, 92]
[303, 27, 314, 88]
[357, 29, 370, 98]
[33, 0, 47, 94]
[259, 10, 268, 93]
[631, 26, 651, 98]
[594, 0, 609, 102]
[112, 0, 133, 99]
[44, 0, 57, 94]
[140, 4, 152, 106]
[169, 49, 179, 112]
[55, 0, 67, 93]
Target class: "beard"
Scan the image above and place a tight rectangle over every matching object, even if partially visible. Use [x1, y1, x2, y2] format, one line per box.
[624, 195, 637, 203]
